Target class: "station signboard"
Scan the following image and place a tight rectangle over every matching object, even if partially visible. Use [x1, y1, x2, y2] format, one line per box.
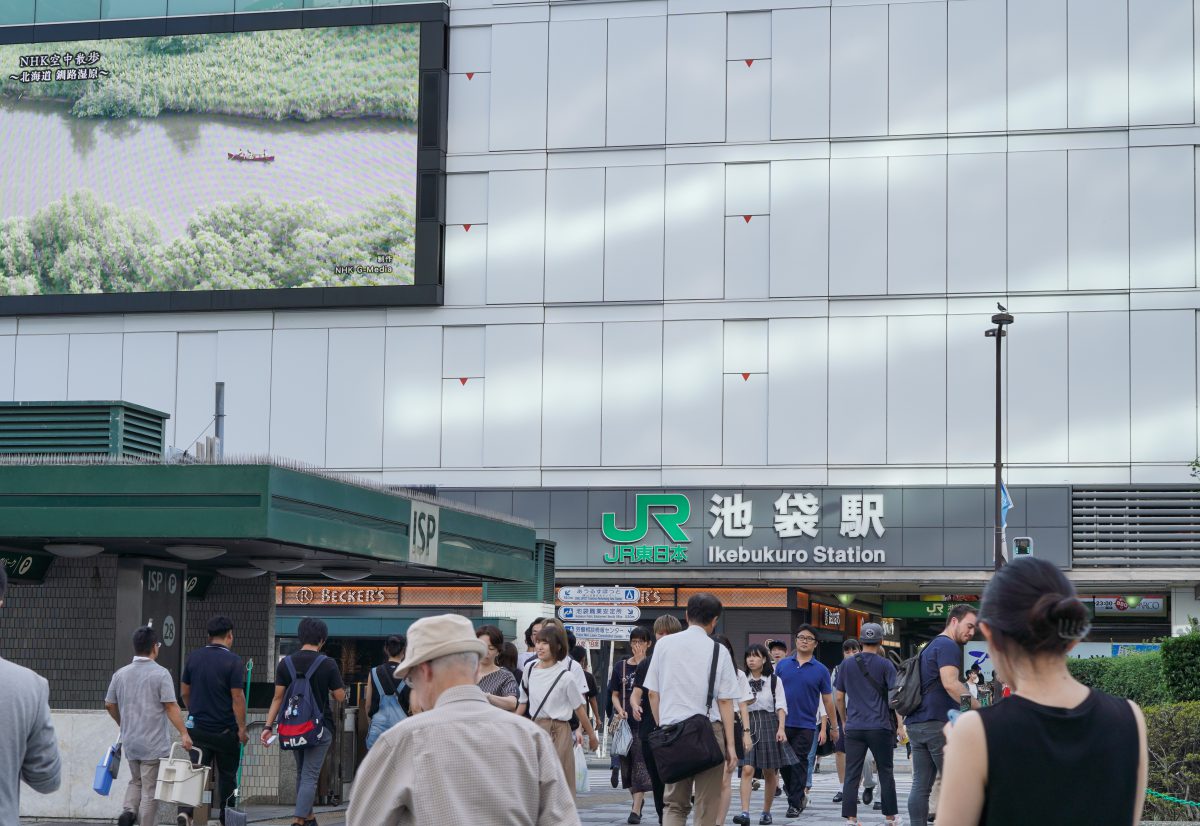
[558, 586, 640, 604]
[564, 623, 634, 642]
[558, 605, 641, 622]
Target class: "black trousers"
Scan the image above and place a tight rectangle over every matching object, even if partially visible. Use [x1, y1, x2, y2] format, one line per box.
[841, 728, 897, 819]
[180, 726, 241, 823]
[779, 726, 814, 811]
[640, 736, 665, 823]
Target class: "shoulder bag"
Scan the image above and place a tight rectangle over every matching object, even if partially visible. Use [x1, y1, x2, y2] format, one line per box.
[530, 667, 569, 720]
[854, 653, 897, 732]
[648, 641, 725, 784]
[610, 660, 634, 756]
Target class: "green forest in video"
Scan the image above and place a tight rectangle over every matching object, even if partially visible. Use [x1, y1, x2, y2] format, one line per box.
[0, 25, 419, 295]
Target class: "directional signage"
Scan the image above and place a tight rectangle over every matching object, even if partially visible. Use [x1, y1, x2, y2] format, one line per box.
[882, 600, 979, 619]
[0, 549, 53, 583]
[558, 586, 640, 604]
[564, 623, 634, 642]
[559, 605, 641, 622]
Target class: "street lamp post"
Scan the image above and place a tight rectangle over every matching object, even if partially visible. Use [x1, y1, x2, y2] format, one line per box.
[985, 307, 1014, 571]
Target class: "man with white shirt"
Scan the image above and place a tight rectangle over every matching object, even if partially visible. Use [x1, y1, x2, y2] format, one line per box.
[644, 593, 741, 826]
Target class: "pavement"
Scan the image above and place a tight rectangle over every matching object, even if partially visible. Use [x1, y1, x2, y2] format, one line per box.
[22, 749, 916, 826]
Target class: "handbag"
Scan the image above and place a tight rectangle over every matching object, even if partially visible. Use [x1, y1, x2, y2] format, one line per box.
[574, 743, 589, 794]
[92, 741, 121, 796]
[611, 717, 634, 757]
[648, 640, 725, 784]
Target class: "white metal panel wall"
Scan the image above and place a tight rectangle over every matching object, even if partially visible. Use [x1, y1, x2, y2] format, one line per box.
[542, 323, 602, 467]
[887, 315, 947, 465]
[548, 20, 607, 149]
[384, 326, 442, 468]
[1068, 312, 1130, 463]
[122, 333, 177, 446]
[948, 0, 1006, 133]
[487, 170, 547, 304]
[888, 154, 946, 295]
[771, 160, 828, 297]
[490, 23, 548, 151]
[828, 316, 887, 465]
[545, 168, 606, 303]
[607, 16, 667, 147]
[605, 166, 665, 302]
[441, 377, 484, 467]
[768, 317, 828, 467]
[830, 5, 888, 138]
[1129, 0, 1193, 125]
[1068, 149, 1129, 291]
[948, 153, 1006, 294]
[1008, 0, 1067, 130]
[830, 156, 887, 296]
[1008, 151, 1068, 292]
[173, 332, 217, 456]
[1130, 146, 1195, 289]
[216, 330, 272, 457]
[889, 1, 947, 136]
[771, 7, 829, 140]
[484, 325, 543, 467]
[946, 314, 998, 466]
[602, 321, 662, 467]
[664, 164, 725, 300]
[1007, 313, 1069, 465]
[667, 13, 726, 144]
[724, 372, 767, 466]
[268, 329, 327, 467]
[326, 327, 385, 469]
[14, 335, 68, 402]
[66, 334, 122, 401]
[1130, 310, 1196, 463]
[0, 337, 13, 403]
[1067, 0, 1127, 129]
[662, 320, 722, 466]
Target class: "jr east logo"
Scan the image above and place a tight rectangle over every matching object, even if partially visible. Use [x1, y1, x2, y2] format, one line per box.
[601, 494, 690, 564]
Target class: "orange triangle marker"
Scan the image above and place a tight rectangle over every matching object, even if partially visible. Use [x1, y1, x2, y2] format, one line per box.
[463, 224, 471, 232]
[459, 377, 468, 385]
[741, 373, 750, 381]
[745, 59, 754, 67]
[466, 72, 475, 80]
[743, 215, 752, 223]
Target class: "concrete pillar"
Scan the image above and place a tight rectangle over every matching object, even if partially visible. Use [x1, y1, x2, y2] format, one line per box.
[114, 558, 187, 688]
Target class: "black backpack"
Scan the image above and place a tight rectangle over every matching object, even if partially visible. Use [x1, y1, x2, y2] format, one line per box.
[890, 648, 926, 717]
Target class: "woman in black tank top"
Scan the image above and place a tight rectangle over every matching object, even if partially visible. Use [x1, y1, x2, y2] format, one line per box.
[937, 558, 1147, 825]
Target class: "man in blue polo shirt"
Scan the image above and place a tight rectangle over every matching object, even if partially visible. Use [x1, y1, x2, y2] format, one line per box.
[774, 624, 837, 818]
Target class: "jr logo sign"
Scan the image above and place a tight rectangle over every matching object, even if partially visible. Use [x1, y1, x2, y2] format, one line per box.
[601, 493, 692, 544]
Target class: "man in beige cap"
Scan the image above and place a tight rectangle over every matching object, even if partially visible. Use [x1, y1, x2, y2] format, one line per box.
[346, 614, 581, 826]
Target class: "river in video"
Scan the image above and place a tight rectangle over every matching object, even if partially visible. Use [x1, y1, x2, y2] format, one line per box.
[0, 97, 418, 241]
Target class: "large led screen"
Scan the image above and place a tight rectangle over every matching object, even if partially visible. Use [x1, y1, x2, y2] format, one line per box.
[0, 24, 421, 298]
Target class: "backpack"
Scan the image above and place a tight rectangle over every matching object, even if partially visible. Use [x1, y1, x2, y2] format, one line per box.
[890, 648, 927, 717]
[278, 654, 331, 751]
[366, 664, 407, 749]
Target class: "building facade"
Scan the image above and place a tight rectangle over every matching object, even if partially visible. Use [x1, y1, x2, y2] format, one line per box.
[4, 0, 1200, 634]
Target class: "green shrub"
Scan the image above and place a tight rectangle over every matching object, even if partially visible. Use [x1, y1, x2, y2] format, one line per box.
[1068, 656, 1112, 689]
[1162, 627, 1200, 702]
[1142, 701, 1200, 822]
[1103, 652, 1172, 707]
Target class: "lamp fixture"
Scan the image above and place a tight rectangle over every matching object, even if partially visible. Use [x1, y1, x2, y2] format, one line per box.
[836, 593, 855, 607]
[321, 568, 373, 582]
[216, 567, 267, 579]
[249, 558, 305, 574]
[43, 543, 104, 559]
[166, 545, 227, 562]
[1123, 595, 1143, 609]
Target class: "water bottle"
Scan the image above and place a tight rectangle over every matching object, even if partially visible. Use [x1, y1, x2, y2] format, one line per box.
[185, 714, 195, 730]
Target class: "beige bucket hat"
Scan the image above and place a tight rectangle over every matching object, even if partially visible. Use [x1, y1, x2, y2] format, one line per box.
[394, 613, 488, 678]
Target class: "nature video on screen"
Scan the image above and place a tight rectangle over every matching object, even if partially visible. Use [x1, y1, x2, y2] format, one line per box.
[0, 24, 419, 295]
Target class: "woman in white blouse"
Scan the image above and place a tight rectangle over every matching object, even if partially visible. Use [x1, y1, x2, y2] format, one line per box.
[734, 644, 799, 826]
[516, 623, 599, 800]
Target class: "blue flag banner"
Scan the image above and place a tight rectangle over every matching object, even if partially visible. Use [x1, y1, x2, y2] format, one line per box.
[1000, 483, 1014, 529]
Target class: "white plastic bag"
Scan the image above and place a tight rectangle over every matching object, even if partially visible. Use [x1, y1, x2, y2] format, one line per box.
[610, 718, 633, 757]
[573, 743, 589, 795]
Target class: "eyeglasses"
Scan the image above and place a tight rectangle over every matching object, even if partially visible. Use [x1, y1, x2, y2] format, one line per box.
[796, 635, 817, 643]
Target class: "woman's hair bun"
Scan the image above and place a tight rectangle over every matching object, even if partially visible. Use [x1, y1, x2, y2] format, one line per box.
[980, 558, 1091, 656]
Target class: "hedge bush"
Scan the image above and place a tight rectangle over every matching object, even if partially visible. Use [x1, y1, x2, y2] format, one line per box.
[1142, 701, 1200, 822]
[1066, 652, 1172, 707]
[1161, 628, 1200, 703]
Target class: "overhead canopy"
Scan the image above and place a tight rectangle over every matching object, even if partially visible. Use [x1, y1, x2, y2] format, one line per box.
[0, 460, 537, 585]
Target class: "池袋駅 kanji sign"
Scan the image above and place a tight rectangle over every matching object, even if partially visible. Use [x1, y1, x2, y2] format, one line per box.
[600, 492, 888, 566]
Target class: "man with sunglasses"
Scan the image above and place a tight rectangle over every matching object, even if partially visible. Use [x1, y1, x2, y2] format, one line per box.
[774, 625, 837, 818]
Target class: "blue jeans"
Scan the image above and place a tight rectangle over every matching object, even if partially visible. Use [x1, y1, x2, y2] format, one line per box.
[806, 730, 819, 787]
[906, 720, 946, 824]
[293, 730, 333, 818]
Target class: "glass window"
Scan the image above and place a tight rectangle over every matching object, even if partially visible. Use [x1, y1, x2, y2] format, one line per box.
[0, 1, 35, 24]
[166, 0, 235, 14]
[102, 0, 168, 18]
[235, 0, 302, 12]
[36, 0, 102, 23]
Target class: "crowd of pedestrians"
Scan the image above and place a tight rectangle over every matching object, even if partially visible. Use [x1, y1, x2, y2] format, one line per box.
[0, 563, 1150, 826]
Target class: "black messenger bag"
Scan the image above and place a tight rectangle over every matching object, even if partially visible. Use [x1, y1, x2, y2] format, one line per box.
[648, 640, 724, 784]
